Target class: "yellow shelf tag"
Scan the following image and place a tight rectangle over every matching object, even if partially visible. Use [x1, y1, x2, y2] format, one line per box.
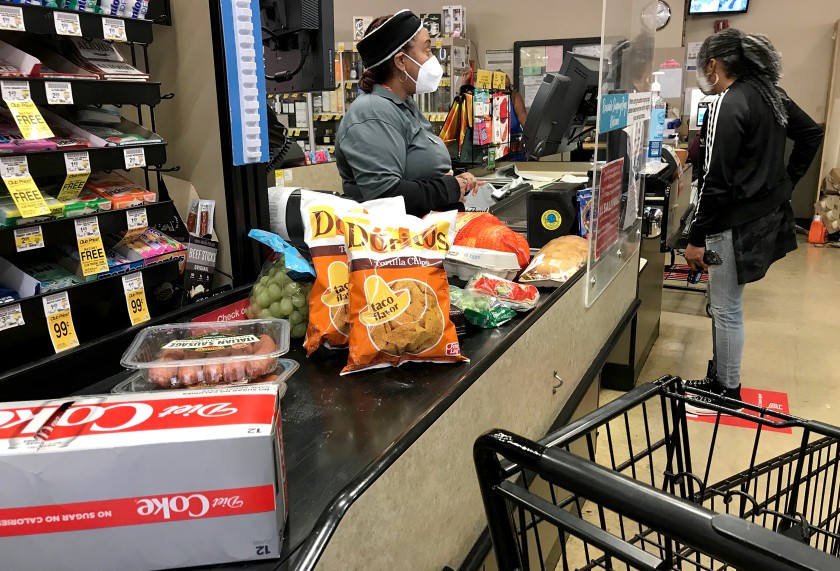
[1, 156, 49, 218]
[475, 70, 493, 89]
[493, 71, 507, 90]
[43, 292, 79, 354]
[14, 225, 44, 253]
[123, 272, 151, 326]
[1, 81, 54, 141]
[57, 151, 92, 201]
[74, 217, 109, 276]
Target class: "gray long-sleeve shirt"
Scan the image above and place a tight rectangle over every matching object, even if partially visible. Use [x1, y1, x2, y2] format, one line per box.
[335, 85, 460, 215]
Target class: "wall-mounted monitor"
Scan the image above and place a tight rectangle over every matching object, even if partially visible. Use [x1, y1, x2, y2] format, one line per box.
[688, 0, 750, 15]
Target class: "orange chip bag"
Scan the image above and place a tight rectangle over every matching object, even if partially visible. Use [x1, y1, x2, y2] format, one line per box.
[341, 209, 468, 374]
[300, 190, 405, 355]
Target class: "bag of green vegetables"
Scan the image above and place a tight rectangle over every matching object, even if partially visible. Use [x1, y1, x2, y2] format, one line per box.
[449, 285, 516, 329]
[246, 229, 315, 338]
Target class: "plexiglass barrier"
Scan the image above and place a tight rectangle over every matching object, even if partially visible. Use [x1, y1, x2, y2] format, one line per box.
[585, 0, 656, 307]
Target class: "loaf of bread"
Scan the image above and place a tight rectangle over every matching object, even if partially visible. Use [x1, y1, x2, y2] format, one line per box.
[520, 235, 589, 284]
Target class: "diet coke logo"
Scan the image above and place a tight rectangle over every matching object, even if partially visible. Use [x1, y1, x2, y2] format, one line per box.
[136, 494, 210, 520]
[0, 403, 154, 436]
[158, 403, 238, 418]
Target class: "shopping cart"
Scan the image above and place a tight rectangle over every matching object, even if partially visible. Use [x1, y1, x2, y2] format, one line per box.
[474, 375, 840, 570]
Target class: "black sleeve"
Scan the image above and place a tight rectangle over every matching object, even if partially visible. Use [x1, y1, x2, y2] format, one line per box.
[688, 91, 747, 247]
[785, 97, 824, 188]
[344, 176, 462, 217]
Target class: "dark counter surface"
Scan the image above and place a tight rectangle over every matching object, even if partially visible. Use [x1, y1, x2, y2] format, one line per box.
[80, 270, 585, 571]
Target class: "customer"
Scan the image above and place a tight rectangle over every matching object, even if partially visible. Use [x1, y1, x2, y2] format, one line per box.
[683, 29, 823, 414]
[335, 10, 477, 216]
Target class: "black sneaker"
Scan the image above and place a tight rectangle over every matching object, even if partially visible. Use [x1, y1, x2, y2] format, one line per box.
[685, 384, 744, 416]
[684, 360, 717, 392]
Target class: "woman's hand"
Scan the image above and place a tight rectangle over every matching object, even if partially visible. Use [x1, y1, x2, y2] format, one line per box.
[455, 172, 479, 201]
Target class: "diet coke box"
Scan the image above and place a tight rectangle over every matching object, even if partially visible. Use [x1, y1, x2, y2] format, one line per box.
[0, 384, 287, 571]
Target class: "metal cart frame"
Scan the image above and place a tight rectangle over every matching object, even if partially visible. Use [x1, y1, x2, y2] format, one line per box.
[474, 376, 840, 570]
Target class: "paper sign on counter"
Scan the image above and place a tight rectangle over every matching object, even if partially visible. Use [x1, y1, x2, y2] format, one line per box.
[475, 69, 492, 89]
[53, 11, 81, 36]
[43, 292, 79, 353]
[0, 303, 24, 333]
[0, 6, 24, 32]
[124, 147, 146, 169]
[123, 272, 151, 326]
[14, 225, 44, 253]
[1, 81, 54, 140]
[74, 217, 109, 276]
[102, 17, 127, 42]
[45, 81, 74, 105]
[57, 151, 91, 201]
[492, 71, 507, 91]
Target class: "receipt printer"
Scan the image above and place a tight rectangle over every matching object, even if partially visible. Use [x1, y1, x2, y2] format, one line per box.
[527, 182, 585, 248]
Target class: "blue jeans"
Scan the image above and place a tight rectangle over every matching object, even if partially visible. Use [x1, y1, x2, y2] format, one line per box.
[707, 229, 745, 389]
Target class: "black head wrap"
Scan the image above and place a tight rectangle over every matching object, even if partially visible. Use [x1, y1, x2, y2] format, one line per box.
[357, 10, 423, 69]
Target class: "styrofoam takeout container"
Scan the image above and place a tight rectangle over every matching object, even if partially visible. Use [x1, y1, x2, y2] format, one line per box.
[120, 319, 291, 389]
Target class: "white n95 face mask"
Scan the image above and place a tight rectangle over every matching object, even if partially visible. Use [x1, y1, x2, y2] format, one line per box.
[402, 54, 444, 94]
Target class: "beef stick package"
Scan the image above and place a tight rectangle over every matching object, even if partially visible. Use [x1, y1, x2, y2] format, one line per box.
[300, 191, 405, 355]
[341, 209, 468, 374]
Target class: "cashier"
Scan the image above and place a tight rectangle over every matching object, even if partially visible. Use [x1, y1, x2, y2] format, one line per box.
[335, 10, 477, 216]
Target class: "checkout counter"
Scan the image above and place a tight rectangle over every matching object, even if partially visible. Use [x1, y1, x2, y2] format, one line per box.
[35, 157, 640, 571]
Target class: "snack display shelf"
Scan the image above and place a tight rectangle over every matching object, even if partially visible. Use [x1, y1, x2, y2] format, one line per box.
[0, 258, 180, 381]
[2, 142, 167, 177]
[24, 78, 162, 107]
[0, 199, 175, 256]
[0, 2, 155, 43]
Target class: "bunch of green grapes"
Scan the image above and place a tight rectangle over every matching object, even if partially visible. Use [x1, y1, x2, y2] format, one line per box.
[248, 260, 312, 338]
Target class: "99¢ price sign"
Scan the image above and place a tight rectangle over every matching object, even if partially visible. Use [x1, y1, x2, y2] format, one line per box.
[42, 292, 79, 353]
[122, 273, 150, 326]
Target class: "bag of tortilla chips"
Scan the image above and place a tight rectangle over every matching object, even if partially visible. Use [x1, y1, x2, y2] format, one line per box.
[341, 209, 468, 374]
[300, 190, 405, 355]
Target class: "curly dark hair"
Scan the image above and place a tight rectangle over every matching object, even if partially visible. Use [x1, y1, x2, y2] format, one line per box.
[698, 28, 788, 126]
[358, 15, 418, 93]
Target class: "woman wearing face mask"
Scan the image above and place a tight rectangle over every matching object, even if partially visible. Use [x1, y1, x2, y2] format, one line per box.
[335, 10, 477, 216]
[682, 29, 823, 415]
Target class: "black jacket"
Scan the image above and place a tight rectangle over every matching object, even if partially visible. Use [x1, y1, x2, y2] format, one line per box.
[689, 81, 823, 248]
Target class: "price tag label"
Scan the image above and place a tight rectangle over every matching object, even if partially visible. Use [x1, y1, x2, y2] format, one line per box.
[1, 81, 54, 141]
[0, 6, 24, 32]
[337, 42, 345, 52]
[57, 151, 91, 201]
[43, 292, 79, 353]
[102, 17, 128, 42]
[492, 71, 507, 91]
[274, 169, 285, 187]
[124, 147, 146, 169]
[14, 226, 44, 253]
[53, 11, 81, 36]
[74, 217, 109, 276]
[436, 38, 443, 50]
[2, 169, 50, 219]
[475, 69, 493, 89]
[0, 303, 24, 333]
[0, 155, 29, 179]
[122, 273, 151, 326]
[352, 42, 358, 53]
[45, 81, 74, 105]
[116, 207, 147, 246]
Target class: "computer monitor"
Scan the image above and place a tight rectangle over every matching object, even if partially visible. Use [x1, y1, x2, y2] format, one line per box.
[522, 53, 600, 160]
[261, 0, 335, 93]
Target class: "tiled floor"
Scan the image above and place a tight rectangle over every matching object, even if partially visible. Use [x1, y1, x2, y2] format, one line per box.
[554, 240, 840, 570]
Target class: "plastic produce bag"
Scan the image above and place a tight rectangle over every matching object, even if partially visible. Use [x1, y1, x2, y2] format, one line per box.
[465, 272, 539, 311]
[246, 229, 315, 338]
[449, 286, 516, 329]
[454, 212, 531, 269]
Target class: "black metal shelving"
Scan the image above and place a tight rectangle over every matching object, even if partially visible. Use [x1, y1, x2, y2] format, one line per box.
[25, 77, 162, 106]
[0, 258, 182, 377]
[0, 2, 155, 43]
[0, 200, 176, 257]
[2, 143, 167, 177]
